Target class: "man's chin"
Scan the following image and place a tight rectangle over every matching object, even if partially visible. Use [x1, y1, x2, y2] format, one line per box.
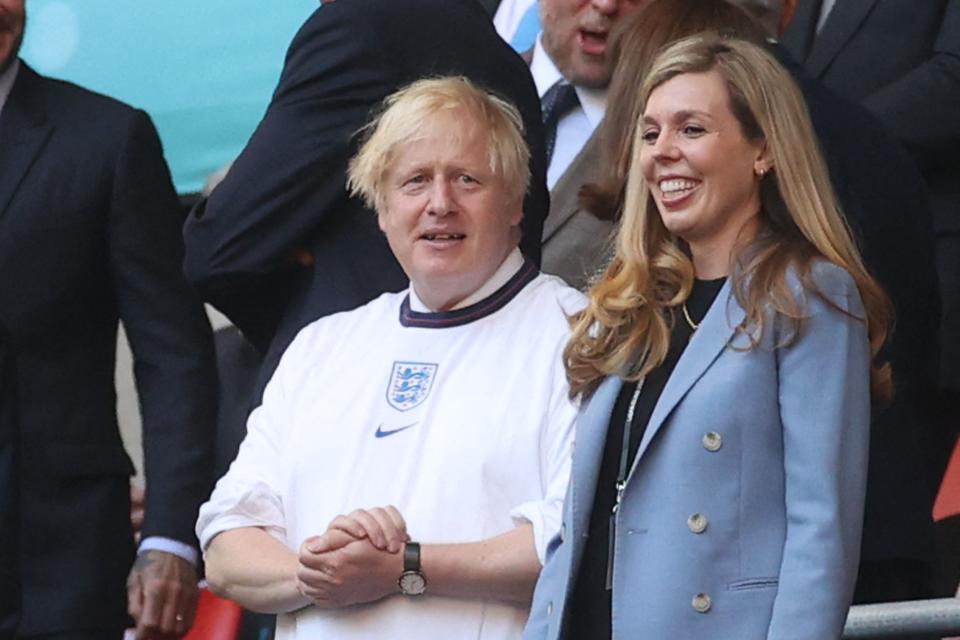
[562, 59, 612, 90]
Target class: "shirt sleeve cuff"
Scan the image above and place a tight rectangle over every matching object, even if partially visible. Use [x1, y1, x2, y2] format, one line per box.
[138, 536, 199, 565]
[510, 497, 563, 565]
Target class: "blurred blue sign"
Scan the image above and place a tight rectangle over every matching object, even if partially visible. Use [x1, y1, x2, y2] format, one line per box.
[21, 0, 317, 193]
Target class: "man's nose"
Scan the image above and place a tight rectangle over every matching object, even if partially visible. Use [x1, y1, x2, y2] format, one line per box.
[426, 180, 455, 216]
[590, 0, 620, 16]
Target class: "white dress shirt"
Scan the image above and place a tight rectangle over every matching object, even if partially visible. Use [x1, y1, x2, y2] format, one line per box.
[529, 37, 606, 189]
[817, 0, 838, 33]
[0, 59, 20, 119]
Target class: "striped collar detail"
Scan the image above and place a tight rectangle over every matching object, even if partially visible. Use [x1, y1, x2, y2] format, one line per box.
[399, 259, 538, 329]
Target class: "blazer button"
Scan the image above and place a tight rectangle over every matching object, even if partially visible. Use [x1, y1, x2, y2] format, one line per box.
[692, 593, 712, 613]
[547, 601, 554, 616]
[687, 513, 708, 534]
[702, 431, 722, 451]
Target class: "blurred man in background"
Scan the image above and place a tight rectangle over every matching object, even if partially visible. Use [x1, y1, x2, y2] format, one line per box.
[785, 0, 960, 602]
[0, 0, 218, 637]
[531, 0, 649, 288]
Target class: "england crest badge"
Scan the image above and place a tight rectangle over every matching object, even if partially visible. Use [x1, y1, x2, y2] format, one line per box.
[386, 361, 438, 411]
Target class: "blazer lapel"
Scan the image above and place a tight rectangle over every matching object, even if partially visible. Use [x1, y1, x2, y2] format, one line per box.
[0, 65, 53, 224]
[804, 0, 880, 77]
[631, 280, 745, 469]
[568, 376, 622, 540]
[542, 129, 601, 242]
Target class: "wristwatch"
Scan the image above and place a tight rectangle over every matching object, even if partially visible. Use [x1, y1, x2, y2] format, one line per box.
[398, 541, 427, 596]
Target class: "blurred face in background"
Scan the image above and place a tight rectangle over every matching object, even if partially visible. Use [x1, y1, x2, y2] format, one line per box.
[539, 0, 648, 89]
[0, 0, 25, 72]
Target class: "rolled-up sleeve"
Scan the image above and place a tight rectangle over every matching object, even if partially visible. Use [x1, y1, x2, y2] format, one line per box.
[510, 298, 581, 564]
[196, 333, 306, 552]
[510, 390, 577, 563]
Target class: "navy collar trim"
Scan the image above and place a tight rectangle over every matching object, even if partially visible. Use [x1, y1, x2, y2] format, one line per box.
[399, 259, 539, 329]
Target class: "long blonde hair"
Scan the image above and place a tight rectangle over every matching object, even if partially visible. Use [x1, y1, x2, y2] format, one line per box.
[565, 36, 892, 404]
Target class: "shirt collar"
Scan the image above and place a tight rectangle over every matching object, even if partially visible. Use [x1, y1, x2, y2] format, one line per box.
[0, 59, 21, 119]
[408, 247, 525, 312]
[529, 36, 607, 128]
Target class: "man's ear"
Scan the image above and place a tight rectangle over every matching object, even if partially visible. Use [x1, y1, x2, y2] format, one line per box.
[508, 199, 524, 228]
[377, 208, 388, 233]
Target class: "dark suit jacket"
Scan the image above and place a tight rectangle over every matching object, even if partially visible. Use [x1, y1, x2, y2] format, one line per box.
[478, 0, 502, 17]
[0, 64, 218, 635]
[784, 0, 960, 390]
[0, 323, 18, 636]
[183, 0, 549, 394]
[774, 46, 942, 593]
[518, 43, 615, 291]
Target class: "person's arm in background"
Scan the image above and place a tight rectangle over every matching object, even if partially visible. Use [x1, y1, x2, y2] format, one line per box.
[860, 4, 960, 163]
[182, 5, 390, 349]
[109, 109, 218, 639]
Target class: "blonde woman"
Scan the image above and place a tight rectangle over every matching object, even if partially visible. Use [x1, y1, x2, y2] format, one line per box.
[525, 36, 891, 640]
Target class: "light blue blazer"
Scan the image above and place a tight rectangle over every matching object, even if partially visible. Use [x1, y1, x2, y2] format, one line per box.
[525, 263, 872, 640]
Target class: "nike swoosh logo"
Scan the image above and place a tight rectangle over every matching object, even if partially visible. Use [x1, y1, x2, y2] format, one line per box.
[374, 422, 418, 438]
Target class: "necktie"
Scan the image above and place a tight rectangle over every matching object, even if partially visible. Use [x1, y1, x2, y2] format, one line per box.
[540, 81, 580, 167]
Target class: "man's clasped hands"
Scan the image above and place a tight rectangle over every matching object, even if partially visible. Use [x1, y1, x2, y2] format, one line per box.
[296, 506, 411, 609]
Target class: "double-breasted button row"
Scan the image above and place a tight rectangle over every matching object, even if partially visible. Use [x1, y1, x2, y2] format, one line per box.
[685, 435, 718, 615]
[692, 592, 712, 613]
[702, 431, 722, 451]
[687, 512, 708, 534]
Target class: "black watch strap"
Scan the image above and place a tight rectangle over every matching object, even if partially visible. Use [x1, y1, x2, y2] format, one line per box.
[403, 542, 421, 572]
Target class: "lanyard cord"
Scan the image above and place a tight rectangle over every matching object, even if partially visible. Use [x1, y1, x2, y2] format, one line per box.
[607, 379, 644, 590]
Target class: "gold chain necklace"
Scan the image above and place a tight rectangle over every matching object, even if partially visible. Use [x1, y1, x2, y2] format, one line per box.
[681, 303, 699, 331]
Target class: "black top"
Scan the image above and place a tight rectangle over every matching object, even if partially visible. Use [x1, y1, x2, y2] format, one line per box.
[565, 277, 726, 639]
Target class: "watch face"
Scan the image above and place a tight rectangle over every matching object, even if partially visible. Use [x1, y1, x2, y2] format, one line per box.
[399, 571, 426, 596]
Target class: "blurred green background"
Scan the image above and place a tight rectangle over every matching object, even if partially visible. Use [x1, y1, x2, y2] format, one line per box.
[21, 0, 317, 193]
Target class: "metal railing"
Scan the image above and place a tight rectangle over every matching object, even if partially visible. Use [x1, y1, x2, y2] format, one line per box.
[843, 598, 960, 638]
